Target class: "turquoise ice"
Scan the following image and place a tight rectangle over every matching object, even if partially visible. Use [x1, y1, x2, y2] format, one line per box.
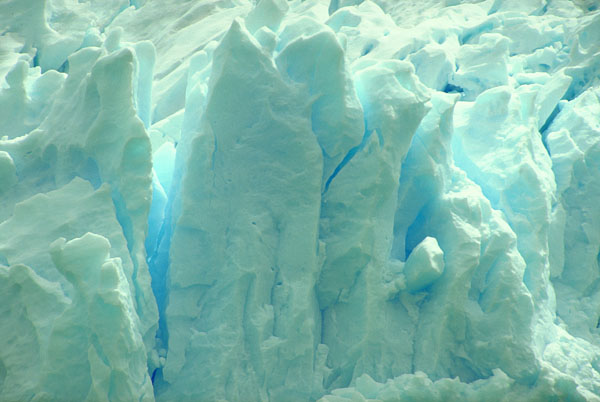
[1, 0, 600, 401]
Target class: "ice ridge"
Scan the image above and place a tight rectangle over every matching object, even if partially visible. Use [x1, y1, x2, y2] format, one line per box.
[1, 0, 600, 401]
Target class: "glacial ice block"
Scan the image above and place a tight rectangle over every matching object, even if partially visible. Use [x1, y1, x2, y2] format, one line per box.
[546, 86, 600, 342]
[452, 85, 557, 307]
[275, 20, 365, 186]
[49, 233, 154, 401]
[449, 33, 510, 100]
[159, 19, 324, 401]
[404, 237, 444, 293]
[0, 61, 65, 140]
[0, 179, 134, 294]
[0, 233, 153, 401]
[108, 0, 253, 124]
[0, 41, 159, 358]
[393, 91, 540, 386]
[2, 0, 600, 401]
[0, 264, 69, 401]
[316, 57, 429, 391]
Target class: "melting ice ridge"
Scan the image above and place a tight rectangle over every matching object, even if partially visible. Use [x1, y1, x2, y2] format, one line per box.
[1, 0, 600, 400]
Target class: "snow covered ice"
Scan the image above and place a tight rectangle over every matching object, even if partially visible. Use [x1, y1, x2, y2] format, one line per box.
[1, 0, 600, 400]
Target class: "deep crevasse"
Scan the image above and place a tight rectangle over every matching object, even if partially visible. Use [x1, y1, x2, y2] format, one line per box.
[1, 0, 600, 401]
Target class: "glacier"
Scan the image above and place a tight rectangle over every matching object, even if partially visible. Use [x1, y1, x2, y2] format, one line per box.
[1, 0, 600, 400]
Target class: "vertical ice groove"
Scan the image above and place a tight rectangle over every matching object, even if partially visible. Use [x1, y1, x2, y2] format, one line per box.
[275, 23, 365, 191]
[322, 127, 371, 194]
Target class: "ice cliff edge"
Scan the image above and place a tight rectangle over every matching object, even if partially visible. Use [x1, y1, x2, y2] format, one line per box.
[1, 0, 600, 400]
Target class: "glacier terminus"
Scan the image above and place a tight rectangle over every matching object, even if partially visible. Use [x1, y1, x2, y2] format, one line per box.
[1, 0, 600, 400]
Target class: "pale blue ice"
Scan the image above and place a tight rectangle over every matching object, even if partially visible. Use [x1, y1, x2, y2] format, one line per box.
[1, 0, 600, 401]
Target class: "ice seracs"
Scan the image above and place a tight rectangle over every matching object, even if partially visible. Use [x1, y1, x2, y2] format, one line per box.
[1, 0, 600, 401]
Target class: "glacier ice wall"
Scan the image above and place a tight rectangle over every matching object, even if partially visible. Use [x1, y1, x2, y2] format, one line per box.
[1, 0, 600, 401]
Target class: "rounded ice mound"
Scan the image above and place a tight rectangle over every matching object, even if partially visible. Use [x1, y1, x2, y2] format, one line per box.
[404, 236, 445, 293]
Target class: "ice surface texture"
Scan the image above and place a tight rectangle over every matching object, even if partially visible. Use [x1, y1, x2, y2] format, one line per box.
[1, 0, 600, 401]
